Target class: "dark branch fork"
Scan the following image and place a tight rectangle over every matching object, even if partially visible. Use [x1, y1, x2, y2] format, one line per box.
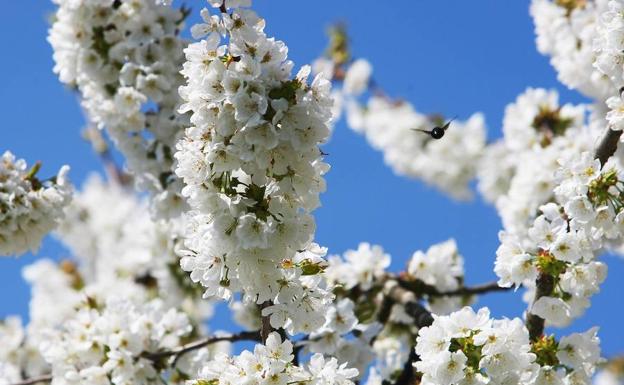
[8, 376, 53, 385]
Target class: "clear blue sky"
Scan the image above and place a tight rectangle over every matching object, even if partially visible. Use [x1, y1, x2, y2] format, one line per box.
[2, 1, 622, 356]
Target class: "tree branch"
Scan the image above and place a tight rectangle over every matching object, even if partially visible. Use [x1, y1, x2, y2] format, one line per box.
[395, 276, 509, 298]
[384, 280, 434, 329]
[141, 330, 261, 365]
[595, 127, 622, 166]
[526, 272, 555, 341]
[259, 301, 274, 343]
[9, 375, 52, 385]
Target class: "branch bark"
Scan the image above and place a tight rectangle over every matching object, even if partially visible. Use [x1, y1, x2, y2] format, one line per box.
[526, 272, 555, 341]
[595, 127, 622, 166]
[141, 330, 261, 365]
[259, 301, 274, 343]
[395, 276, 509, 298]
[9, 376, 52, 385]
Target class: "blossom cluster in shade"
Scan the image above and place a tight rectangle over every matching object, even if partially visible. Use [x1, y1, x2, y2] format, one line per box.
[0, 151, 71, 256]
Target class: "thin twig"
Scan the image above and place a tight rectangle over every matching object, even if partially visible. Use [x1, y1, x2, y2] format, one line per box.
[141, 330, 261, 364]
[9, 375, 52, 385]
[396, 276, 509, 298]
[435, 281, 510, 296]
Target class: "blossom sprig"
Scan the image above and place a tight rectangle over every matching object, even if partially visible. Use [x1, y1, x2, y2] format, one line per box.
[556, 152, 624, 226]
[414, 306, 602, 385]
[190, 332, 359, 385]
[496, 204, 608, 328]
[175, 0, 333, 335]
[0, 152, 72, 257]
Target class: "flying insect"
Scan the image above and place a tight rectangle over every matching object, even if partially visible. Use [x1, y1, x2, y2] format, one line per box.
[412, 116, 457, 139]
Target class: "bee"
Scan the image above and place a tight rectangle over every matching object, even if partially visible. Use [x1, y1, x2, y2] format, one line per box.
[412, 116, 457, 140]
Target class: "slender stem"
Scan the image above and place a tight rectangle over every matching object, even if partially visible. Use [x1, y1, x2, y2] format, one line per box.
[434, 281, 510, 296]
[141, 330, 261, 364]
[395, 275, 509, 298]
[9, 375, 52, 385]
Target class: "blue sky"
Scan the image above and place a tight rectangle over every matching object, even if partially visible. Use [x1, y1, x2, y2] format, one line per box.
[2, 1, 623, 356]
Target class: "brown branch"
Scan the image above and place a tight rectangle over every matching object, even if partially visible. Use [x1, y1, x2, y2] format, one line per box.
[259, 301, 274, 343]
[595, 127, 622, 166]
[9, 375, 52, 385]
[435, 281, 510, 296]
[380, 280, 431, 385]
[141, 330, 261, 365]
[395, 276, 509, 298]
[526, 273, 556, 341]
[384, 280, 434, 329]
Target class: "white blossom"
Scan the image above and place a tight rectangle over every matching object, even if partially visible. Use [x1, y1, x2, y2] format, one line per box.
[0, 152, 71, 256]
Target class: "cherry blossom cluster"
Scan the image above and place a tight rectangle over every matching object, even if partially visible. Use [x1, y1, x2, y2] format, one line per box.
[415, 306, 602, 385]
[41, 297, 200, 385]
[228, 287, 375, 380]
[495, 151, 624, 327]
[48, 0, 189, 217]
[530, 0, 613, 101]
[174, 0, 333, 333]
[477, 88, 597, 238]
[191, 332, 358, 385]
[0, 151, 72, 256]
[496, 204, 607, 326]
[407, 239, 468, 315]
